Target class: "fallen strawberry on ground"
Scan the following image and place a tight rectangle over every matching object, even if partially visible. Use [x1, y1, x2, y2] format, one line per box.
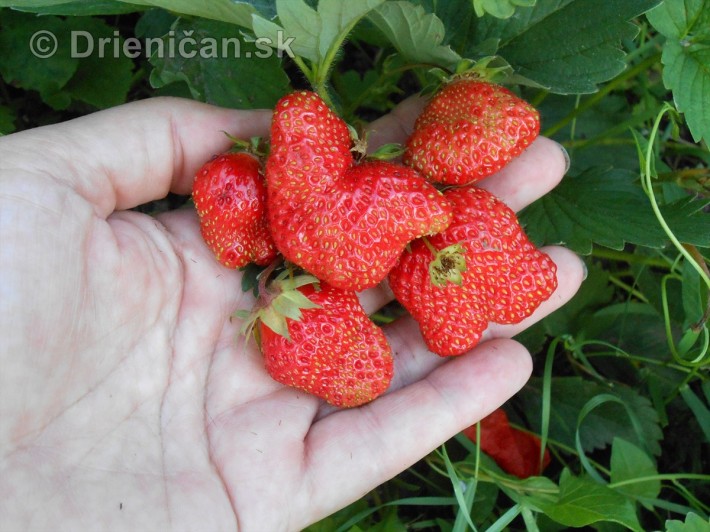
[463, 407, 551, 479]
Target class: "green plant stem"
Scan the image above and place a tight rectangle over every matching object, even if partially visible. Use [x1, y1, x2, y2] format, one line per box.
[591, 247, 671, 268]
[560, 106, 660, 151]
[543, 52, 661, 138]
[671, 479, 710, 514]
[569, 339, 697, 373]
[642, 105, 710, 292]
[311, 18, 366, 110]
[609, 473, 710, 490]
[608, 274, 650, 303]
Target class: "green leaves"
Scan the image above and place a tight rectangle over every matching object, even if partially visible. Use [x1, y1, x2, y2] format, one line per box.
[610, 438, 661, 501]
[520, 167, 710, 254]
[1, 3, 708, 529]
[149, 18, 290, 109]
[0, 10, 133, 109]
[431, 0, 661, 92]
[117, 0, 262, 28]
[497, 0, 662, 93]
[521, 377, 663, 455]
[1, 1, 145, 15]
[0, 0, 271, 26]
[368, 1, 461, 70]
[539, 469, 642, 530]
[252, 0, 384, 70]
[472, 0, 536, 19]
[647, 0, 710, 145]
[666, 513, 710, 532]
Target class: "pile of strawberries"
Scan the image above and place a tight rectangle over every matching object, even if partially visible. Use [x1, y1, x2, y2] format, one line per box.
[192, 78, 557, 407]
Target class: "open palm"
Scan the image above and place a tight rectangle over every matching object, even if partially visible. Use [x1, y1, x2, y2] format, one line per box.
[0, 97, 583, 531]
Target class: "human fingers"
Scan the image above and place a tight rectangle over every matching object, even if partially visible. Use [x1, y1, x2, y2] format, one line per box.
[476, 136, 569, 212]
[299, 339, 531, 529]
[481, 246, 584, 339]
[364, 96, 427, 148]
[0, 97, 271, 217]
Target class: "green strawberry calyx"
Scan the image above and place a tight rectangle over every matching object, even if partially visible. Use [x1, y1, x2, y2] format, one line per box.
[221, 132, 268, 158]
[367, 143, 406, 161]
[349, 128, 405, 162]
[421, 56, 514, 100]
[452, 56, 513, 84]
[421, 238, 468, 287]
[236, 266, 322, 342]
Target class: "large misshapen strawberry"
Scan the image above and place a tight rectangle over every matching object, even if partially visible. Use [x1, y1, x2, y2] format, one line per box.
[193, 152, 278, 268]
[253, 279, 394, 408]
[403, 79, 539, 186]
[266, 91, 452, 291]
[388, 186, 557, 356]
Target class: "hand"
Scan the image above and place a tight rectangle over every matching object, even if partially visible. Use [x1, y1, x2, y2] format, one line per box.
[0, 97, 583, 531]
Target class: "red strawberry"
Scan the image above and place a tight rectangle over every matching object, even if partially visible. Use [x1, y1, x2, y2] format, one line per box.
[193, 152, 278, 268]
[266, 91, 452, 291]
[257, 280, 394, 408]
[388, 186, 557, 356]
[463, 408, 551, 479]
[403, 79, 540, 185]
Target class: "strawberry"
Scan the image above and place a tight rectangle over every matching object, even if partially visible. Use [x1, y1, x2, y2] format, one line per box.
[388, 186, 557, 356]
[193, 152, 278, 269]
[403, 79, 540, 185]
[266, 91, 452, 291]
[463, 408, 551, 479]
[255, 279, 394, 408]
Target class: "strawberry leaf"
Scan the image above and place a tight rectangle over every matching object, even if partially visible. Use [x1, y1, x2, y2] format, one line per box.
[665, 512, 710, 532]
[149, 17, 290, 109]
[519, 167, 710, 254]
[647, 0, 710, 145]
[537, 469, 643, 531]
[497, 0, 662, 93]
[430, 0, 661, 93]
[367, 1, 462, 70]
[0, 1, 145, 15]
[252, 0, 385, 66]
[472, 0, 536, 19]
[0, 11, 132, 109]
[0, 11, 78, 108]
[114, 0, 262, 28]
[252, 0, 319, 62]
[61, 17, 134, 108]
[520, 377, 662, 456]
[610, 437, 661, 501]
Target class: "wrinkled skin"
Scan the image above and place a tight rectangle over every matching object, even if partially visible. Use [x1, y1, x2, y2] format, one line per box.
[0, 97, 584, 531]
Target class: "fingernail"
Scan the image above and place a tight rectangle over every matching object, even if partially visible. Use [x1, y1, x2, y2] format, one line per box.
[556, 141, 570, 174]
[580, 257, 588, 281]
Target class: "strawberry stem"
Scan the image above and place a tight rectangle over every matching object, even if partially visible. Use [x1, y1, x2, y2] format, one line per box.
[422, 235, 439, 256]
